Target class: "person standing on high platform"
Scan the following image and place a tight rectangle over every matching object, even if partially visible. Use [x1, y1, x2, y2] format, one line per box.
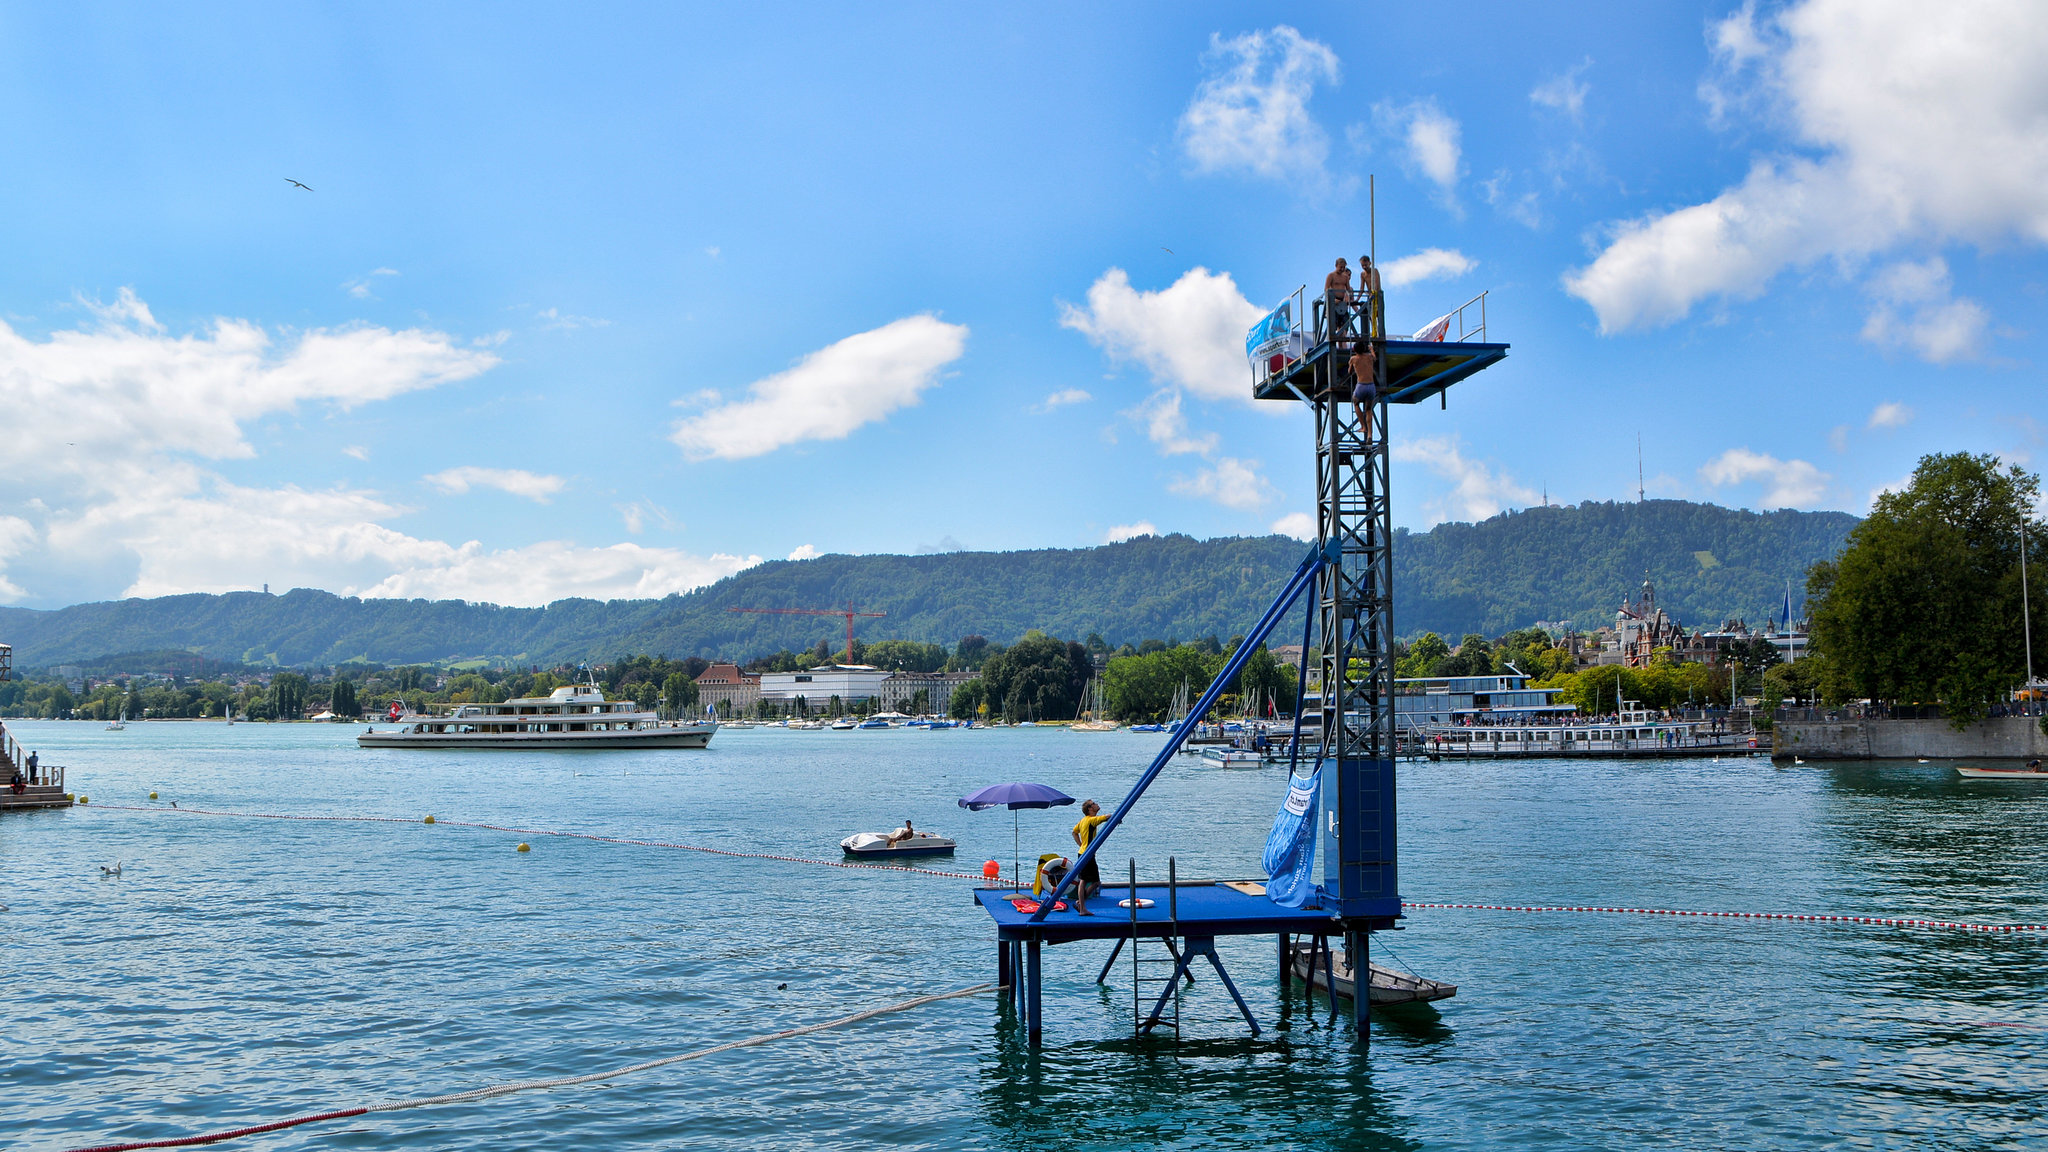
[1324, 258, 1353, 339]
[1349, 341, 1378, 442]
[1358, 255, 1382, 338]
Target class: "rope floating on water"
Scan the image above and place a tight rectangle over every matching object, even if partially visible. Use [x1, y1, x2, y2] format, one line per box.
[1405, 902, 2048, 934]
[94, 804, 989, 880]
[98, 806, 2048, 934]
[64, 983, 994, 1152]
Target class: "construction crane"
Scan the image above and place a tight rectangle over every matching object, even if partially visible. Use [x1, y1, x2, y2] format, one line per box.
[727, 604, 886, 664]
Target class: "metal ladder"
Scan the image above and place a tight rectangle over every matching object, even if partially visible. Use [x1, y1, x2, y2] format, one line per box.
[1131, 858, 1188, 1036]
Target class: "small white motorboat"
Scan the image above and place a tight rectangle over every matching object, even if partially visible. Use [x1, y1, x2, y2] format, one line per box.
[1956, 762, 2048, 780]
[840, 831, 958, 858]
[1202, 746, 1264, 768]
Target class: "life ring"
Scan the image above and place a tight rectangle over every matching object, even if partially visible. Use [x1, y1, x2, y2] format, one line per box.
[1748, 737, 1758, 748]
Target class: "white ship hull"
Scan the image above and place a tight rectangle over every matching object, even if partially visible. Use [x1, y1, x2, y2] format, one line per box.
[358, 722, 716, 750]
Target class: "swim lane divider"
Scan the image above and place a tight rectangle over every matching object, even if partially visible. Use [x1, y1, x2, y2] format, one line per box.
[95, 805, 2048, 934]
[64, 982, 995, 1152]
[1404, 902, 2048, 934]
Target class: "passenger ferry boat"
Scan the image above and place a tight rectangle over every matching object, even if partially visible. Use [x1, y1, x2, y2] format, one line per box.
[1416, 702, 1756, 759]
[357, 683, 717, 750]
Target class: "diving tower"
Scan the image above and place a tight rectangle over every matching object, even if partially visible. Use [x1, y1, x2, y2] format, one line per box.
[984, 263, 1507, 1045]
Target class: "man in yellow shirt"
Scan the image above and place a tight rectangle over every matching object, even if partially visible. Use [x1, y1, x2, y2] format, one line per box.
[1069, 799, 1109, 915]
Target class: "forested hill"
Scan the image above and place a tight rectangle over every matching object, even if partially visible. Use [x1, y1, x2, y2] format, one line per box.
[0, 500, 1856, 668]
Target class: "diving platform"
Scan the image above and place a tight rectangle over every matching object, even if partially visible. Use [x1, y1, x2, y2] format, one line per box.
[983, 258, 1509, 1047]
[1254, 337, 1508, 407]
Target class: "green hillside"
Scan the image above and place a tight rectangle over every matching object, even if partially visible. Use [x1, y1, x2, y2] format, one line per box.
[0, 500, 1857, 668]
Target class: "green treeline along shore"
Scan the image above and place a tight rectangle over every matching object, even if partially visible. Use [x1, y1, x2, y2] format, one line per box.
[1, 498, 1854, 670]
[2, 456, 2036, 728]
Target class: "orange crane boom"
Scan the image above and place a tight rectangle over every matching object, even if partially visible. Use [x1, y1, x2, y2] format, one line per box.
[727, 604, 886, 664]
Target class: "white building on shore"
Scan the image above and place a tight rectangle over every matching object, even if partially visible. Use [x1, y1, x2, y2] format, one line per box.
[758, 664, 890, 707]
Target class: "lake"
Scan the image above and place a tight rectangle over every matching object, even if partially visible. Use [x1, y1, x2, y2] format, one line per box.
[4, 720, 2046, 1150]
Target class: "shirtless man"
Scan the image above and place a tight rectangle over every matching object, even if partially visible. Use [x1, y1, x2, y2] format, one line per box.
[886, 819, 916, 847]
[1349, 341, 1378, 440]
[1324, 258, 1353, 338]
[1358, 255, 1383, 338]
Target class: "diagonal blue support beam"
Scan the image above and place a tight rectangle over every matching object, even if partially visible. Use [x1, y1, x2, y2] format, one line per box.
[1029, 540, 1332, 923]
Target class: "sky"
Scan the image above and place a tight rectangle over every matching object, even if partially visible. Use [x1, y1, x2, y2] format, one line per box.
[1, 1, 2044, 610]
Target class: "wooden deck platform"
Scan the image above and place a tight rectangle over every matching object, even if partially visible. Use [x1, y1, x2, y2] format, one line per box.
[2, 784, 74, 810]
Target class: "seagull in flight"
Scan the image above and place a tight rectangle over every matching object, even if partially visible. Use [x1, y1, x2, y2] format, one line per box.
[1160, 247, 1174, 255]
[286, 178, 314, 192]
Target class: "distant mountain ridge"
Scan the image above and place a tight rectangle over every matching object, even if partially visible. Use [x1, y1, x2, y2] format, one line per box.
[0, 500, 1857, 669]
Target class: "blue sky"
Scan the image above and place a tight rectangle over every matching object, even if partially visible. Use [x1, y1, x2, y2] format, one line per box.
[2, 1, 2043, 609]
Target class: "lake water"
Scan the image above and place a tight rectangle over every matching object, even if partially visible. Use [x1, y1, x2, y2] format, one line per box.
[5, 720, 2047, 1150]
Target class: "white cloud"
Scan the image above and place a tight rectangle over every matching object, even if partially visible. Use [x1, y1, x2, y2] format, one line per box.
[672, 315, 967, 460]
[0, 289, 496, 469]
[1531, 60, 1592, 120]
[1828, 424, 1849, 453]
[342, 445, 370, 461]
[1059, 267, 1261, 404]
[1128, 389, 1218, 457]
[1270, 511, 1316, 541]
[358, 541, 761, 605]
[1104, 522, 1157, 544]
[424, 467, 566, 503]
[537, 307, 610, 330]
[1178, 26, 1340, 183]
[1169, 457, 1276, 510]
[1376, 100, 1462, 193]
[1860, 258, 1988, 363]
[1867, 400, 1913, 429]
[1035, 388, 1092, 413]
[1379, 248, 1477, 289]
[1564, 0, 2048, 356]
[787, 544, 820, 561]
[1393, 436, 1540, 524]
[344, 268, 399, 299]
[0, 293, 762, 609]
[1699, 447, 1831, 507]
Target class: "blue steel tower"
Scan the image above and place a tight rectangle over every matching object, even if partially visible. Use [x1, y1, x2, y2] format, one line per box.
[1251, 267, 1506, 1034]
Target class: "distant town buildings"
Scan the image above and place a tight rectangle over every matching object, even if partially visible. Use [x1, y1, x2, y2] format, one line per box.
[758, 664, 890, 708]
[692, 662, 761, 713]
[1570, 577, 1807, 669]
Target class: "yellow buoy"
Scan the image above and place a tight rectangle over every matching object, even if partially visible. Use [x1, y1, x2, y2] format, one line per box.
[516, 842, 531, 853]
[423, 815, 436, 824]
[149, 791, 159, 800]
[78, 795, 90, 804]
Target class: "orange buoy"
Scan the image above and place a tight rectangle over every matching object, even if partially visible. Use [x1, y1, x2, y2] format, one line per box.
[982, 859, 1001, 881]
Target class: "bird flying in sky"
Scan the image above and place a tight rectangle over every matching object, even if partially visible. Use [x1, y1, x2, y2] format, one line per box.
[286, 178, 313, 191]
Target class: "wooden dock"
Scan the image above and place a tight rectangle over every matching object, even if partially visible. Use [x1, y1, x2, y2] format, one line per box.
[2, 728, 71, 810]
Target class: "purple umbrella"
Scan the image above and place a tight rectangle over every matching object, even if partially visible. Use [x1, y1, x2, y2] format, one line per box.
[960, 782, 1076, 889]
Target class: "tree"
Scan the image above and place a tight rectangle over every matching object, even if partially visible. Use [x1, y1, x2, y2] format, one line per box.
[949, 679, 985, 719]
[269, 672, 309, 720]
[1103, 645, 1219, 722]
[1398, 633, 1450, 678]
[1807, 452, 2044, 724]
[1235, 644, 1293, 715]
[662, 672, 698, 715]
[977, 632, 1090, 721]
[330, 678, 359, 718]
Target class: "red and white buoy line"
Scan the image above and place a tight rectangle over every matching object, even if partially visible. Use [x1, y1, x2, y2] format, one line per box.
[97, 805, 2048, 933]
[1403, 901, 2048, 934]
[93, 803, 991, 880]
[61, 983, 995, 1152]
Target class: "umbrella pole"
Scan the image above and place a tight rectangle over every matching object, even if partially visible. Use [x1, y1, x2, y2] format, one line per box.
[1013, 811, 1020, 890]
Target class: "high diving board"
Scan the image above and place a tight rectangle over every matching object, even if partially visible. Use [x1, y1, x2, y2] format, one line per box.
[1252, 338, 1510, 406]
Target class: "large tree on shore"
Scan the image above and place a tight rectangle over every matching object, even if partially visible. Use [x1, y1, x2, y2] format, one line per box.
[1806, 453, 2043, 723]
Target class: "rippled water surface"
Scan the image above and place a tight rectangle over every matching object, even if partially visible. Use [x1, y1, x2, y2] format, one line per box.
[5, 720, 2048, 1150]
